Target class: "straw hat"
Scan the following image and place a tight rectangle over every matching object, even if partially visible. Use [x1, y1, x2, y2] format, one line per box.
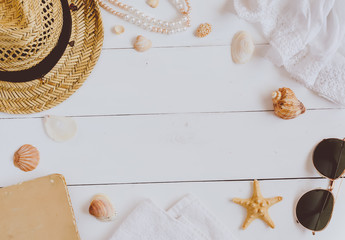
[0, 0, 104, 114]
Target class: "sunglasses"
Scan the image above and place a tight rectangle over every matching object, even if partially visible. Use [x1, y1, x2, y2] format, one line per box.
[296, 138, 345, 234]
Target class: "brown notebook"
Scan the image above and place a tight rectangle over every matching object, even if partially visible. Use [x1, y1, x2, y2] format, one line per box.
[0, 174, 80, 240]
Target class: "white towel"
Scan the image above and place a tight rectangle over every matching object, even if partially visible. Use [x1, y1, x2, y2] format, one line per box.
[110, 195, 237, 240]
[234, 0, 345, 105]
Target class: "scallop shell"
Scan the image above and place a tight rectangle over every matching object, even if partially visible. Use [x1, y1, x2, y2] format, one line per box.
[13, 144, 40, 172]
[89, 194, 116, 221]
[231, 31, 255, 64]
[272, 87, 306, 120]
[134, 35, 152, 52]
[195, 23, 212, 38]
[147, 0, 159, 8]
[43, 115, 77, 142]
[113, 25, 125, 35]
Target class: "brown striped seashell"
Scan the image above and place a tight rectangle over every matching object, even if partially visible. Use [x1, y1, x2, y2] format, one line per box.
[195, 23, 212, 38]
[89, 194, 116, 221]
[13, 144, 40, 172]
[134, 35, 152, 52]
[272, 87, 306, 120]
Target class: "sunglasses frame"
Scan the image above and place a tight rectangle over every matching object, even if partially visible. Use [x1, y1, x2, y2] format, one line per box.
[295, 138, 345, 235]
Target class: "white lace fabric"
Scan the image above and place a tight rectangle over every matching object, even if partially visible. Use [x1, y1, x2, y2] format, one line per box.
[234, 0, 345, 105]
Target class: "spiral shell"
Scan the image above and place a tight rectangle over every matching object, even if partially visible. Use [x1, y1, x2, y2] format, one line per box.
[272, 87, 306, 120]
[231, 31, 255, 64]
[13, 144, 40, 172]
[195, 23, 212, 38]
[89, 194, 116, 221]
[134, 35, 152, 52]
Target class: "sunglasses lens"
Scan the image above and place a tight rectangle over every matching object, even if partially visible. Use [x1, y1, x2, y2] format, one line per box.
[296, 189, 334, 231]
[313, 138, 345, 179]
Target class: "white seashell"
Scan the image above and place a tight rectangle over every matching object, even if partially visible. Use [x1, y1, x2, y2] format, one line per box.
[231, 31, 255, 64]
[43, 115, 77, 142]
[113, 25, 125, 35]
[134, 35, 152, 52]
[147, 0, 159, 8]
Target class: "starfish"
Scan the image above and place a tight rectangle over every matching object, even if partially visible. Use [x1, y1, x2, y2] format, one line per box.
[233, 180, 283, 229]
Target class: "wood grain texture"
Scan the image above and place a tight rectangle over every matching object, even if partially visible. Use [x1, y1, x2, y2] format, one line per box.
[1, 0, 344, 239]
[0, 45, 337, 119]
[1, 110, 345, 186]
[68, 179, 345, 240]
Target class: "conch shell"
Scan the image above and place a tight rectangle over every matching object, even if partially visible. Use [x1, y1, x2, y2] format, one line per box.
[272, 87, 306, 119]
[134, 35, 152, 52]
[231, 31, 255, 64]
[89, 194, 116, 221]
[13, 144, 40, 172]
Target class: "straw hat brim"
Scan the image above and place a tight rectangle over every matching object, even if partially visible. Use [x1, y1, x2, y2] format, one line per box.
[0, 0, 104, 114]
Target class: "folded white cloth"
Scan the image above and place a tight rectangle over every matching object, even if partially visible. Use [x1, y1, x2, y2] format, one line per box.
[110, 195, 237, 240]
[234, 0, 345, 105]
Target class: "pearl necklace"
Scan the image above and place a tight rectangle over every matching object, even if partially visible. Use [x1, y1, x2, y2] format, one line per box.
[96, 0, 192, 34]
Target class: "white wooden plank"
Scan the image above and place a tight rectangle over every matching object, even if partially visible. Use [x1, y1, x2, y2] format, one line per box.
[0, 46, 337, 118]
[67, 179, 345, 240]
[1, 110, 345, 186]
[100, 0, 267, 49]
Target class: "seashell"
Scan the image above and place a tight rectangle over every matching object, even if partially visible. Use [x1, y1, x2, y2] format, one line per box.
[13, 144, 40, 172]
[147, 0, 159, 8]
[113, 25, 125, 35]
[231, 31, 255, 64]
[89, 194, 116, 221]
[272, 87, 306, 120]
[134, 35, 152, 52]
[43, 115, 77, 142]
[195, 23, 212, 38]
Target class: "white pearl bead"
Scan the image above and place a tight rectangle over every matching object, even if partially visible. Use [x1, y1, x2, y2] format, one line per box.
[163, 22, 169, 27]
[135, 10, 141, 16]
[152, 19, 158, 24]
[169, 22, 176, 28]
[177, 28, 181, 32]
[158, 20, 164, 26]
[178, 3, 184, 9]
[118, 3, 123, 7]
[177, 20, 182, 25]
[183, 16, 188, 22]
[124, 15, 130, 20]
[128, 7, 134, 12]
[130, 17, 136, 23]
[148, 26, 153, 31]
[183, 27, 187, 31]
[139, 13, 146, 19]
[136, 19, 142, 25]
[158, 28, 163, 33]
[145, 16, 151, 22]
[123, 5, 128, 10]
[142, 23, 148, 29]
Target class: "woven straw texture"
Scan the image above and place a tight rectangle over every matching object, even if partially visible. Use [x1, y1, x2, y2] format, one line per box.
[0, 0, 63, 71]
[0, 0, 104, 114]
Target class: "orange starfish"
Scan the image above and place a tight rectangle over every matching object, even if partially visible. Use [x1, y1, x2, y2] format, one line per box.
[233, 180, 283, 229]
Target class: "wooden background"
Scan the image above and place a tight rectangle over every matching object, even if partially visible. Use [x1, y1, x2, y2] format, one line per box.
[1, 0, 345, 239]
